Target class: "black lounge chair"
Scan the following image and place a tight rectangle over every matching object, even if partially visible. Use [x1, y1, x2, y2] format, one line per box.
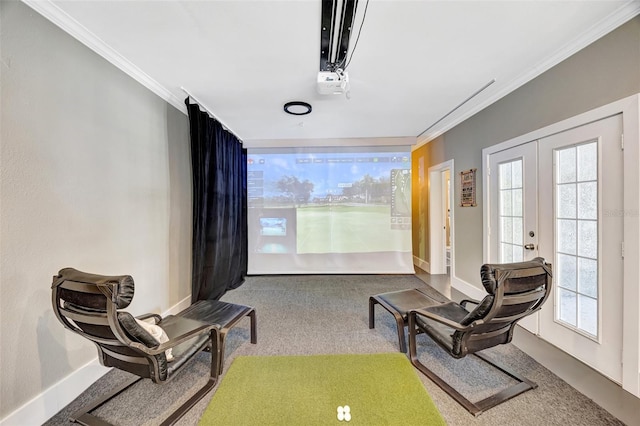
[407, 258, 552, 415]
[408, 257, 552, 415]
[51, 267, 256, 426]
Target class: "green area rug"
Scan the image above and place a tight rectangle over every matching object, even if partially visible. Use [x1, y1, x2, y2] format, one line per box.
[199, 353, 446, 425]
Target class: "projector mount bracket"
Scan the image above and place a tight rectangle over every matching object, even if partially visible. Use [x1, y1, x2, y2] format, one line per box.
[320, 0, 358, 73]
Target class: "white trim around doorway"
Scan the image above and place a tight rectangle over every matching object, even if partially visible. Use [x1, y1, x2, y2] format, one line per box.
[429, 160, 454, 276]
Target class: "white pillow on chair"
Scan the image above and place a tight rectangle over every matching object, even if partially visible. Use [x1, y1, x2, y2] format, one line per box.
[135, 318, 174, 361]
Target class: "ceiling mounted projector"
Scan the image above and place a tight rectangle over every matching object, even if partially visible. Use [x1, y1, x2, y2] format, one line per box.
[317, 71, 349, 95]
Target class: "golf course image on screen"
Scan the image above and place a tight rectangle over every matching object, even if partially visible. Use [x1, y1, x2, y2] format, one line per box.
[246, 146, 413, 273]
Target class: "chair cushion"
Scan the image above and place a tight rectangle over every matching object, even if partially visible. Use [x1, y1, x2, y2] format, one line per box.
[415, 301, 498, 358]
[118, 312, 162, 347]
[420, 302, 469, 323]
[117, 312, 168, 381]
[459, 295, 494, 326]
[56, 267, 134, 309]
[414, 302, 469, 356]
[135, 318, 174, 361]
[416, 302, 462, 354]
[480, 257, 546, 294]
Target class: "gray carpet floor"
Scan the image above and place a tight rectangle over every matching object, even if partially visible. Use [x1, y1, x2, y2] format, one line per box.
[44, 274, 625, 425]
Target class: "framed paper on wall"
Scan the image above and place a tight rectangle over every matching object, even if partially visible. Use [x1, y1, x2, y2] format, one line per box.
[460, 168, 477, 207]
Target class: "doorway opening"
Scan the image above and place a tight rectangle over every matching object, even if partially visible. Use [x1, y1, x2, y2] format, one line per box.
[429, 160, 454, 276]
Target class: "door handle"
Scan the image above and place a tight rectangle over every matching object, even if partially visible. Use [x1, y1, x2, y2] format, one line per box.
[524, 243, 535, 250]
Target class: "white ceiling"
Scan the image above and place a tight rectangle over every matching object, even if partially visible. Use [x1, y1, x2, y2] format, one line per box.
[26, 0, 640, 146]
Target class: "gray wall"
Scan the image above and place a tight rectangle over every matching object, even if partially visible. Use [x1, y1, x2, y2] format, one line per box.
[0, 1, 192, 419]
[413, 16, 640, 286]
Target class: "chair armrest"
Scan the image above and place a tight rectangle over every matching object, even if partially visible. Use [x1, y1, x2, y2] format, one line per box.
[136, 313, 162, 324]
[408, 307, 467, 331]
[460, 298, 481, 309]
[129, 318, 218, 356]
[154, 325, 218, 353]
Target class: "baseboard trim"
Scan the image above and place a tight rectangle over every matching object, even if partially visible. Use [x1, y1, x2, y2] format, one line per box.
[450, 274, 485, 301]
[167, 295, 192, 316]
[0, 359, 108, 426]
[413, 256, 430, 273]
[0, 295, 192, 426]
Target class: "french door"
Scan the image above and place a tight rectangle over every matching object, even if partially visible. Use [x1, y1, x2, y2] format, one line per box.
[488, 141, 539, 333]
[537, 115, 623, 383]
[488, 115, 623, 382]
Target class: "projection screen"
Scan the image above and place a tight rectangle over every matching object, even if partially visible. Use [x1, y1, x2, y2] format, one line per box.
[247, 146, 413, 274]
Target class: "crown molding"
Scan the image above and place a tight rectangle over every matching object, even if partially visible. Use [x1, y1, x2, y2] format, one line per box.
[21, 0, 640, 141]
[416, 0, 640, 147]
[22, 0, 188, 115]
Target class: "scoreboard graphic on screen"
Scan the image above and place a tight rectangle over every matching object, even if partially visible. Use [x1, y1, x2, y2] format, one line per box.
[391, 169, 411, 230]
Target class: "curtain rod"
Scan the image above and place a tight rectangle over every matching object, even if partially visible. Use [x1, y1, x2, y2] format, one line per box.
[418, 79, 496, 138]
[181, 87, 243, 142]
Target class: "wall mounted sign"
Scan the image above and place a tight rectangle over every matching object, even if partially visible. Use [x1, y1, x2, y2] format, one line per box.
[460, 168, 477, 207]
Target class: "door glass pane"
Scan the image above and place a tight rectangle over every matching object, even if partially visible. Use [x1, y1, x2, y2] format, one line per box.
[578, 258, 597, 298]
[555, 141, 599, 338]
[558, 148, 576, 183]
[501, 190, 512, 216]
[512, 160, 522, 187]
[501, 217, 513, 243]
[578, 182, 597, 220]
[512, 217, 523, 245]
[512, 245, 523, 262]
[577, 142, 597, 181]
[577, 221, 597, 259]
[559, 289, 577, 326]
[557, 253, 577, 291]
[498, 159, 524, 263]
[500, 162, 512, 189]
[512, 189, 523, 216]
[557, 219, 577, 255]
[578, 295, 598, 336]
[557, 184, 576, 219]
[502, 243, 513, 262]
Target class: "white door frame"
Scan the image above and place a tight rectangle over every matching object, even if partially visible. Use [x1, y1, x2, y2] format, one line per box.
[482, 93, 640, 397]
[429, 160, 454, 275]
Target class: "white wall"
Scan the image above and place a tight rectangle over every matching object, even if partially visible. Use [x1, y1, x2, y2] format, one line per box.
[0, 1, 192, 421]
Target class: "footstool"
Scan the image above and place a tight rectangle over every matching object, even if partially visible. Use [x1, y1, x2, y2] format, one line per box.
[179, 299, 256, 374]
[369, 289, 439, 352]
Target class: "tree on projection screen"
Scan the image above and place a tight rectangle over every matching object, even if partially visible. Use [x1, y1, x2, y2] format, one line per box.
[247, 146, 413, 274]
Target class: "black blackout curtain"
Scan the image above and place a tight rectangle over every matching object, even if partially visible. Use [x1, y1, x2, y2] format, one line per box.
[186, 99, 248, 302]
